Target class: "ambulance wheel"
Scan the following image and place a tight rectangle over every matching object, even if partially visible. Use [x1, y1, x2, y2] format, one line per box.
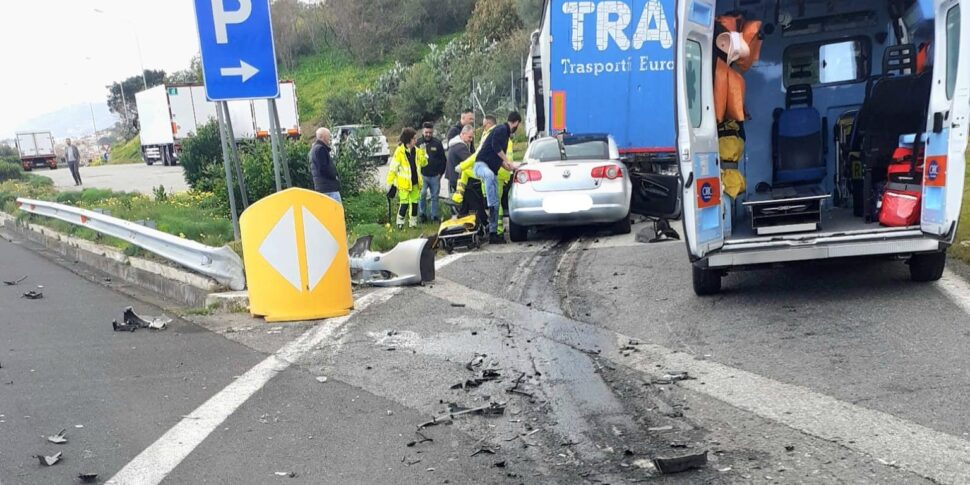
[692, 264, 722, 296]
[509, 220, 528, 242]
[909, 251, 946, 282]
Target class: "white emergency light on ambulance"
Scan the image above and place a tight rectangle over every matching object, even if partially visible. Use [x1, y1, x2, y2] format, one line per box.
[657, 0, 969, 295]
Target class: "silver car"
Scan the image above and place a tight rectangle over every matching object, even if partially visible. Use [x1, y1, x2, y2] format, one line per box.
[508, 134, 632, 242]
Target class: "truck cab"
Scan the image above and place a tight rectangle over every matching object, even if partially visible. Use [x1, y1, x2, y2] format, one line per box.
[668, 0, 969, 294]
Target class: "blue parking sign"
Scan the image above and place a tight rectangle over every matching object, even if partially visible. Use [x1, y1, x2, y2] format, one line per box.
[193, 0, 280, 101]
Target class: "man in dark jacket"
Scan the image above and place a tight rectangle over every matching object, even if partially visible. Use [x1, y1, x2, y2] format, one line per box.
[310, 128, 341, 203]
[416, 122, 446, 222]
[445, 109, 475, 151]
[446, 125, 474, 196]
[473, 112, 521, 243]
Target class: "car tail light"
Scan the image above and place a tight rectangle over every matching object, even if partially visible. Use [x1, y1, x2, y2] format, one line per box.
[592, 165, 622, 180]
[515, 169, 542, 184]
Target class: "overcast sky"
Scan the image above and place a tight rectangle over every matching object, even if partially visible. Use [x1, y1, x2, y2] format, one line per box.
[0, 0, 201, 138]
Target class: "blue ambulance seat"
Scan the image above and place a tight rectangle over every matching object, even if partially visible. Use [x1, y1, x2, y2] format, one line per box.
[774, 84, 825, 185]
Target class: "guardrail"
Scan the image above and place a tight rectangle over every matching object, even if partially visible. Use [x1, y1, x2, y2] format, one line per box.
[15, 198, 246, 291]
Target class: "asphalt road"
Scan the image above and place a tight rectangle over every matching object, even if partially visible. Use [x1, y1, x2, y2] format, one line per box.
[5, 215, 970, 483]
[40, 164, 189, 194]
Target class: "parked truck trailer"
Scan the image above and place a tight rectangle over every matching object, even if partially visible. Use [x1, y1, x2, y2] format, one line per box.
[134, 81, 301, 166]
[14, 131, 57, 171]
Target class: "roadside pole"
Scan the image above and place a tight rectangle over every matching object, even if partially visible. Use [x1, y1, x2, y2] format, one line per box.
[215, 105, 241, 241]
[267, 99, 283, 192]
[220, 102, 250, 209]
[269, 98, 292, 188]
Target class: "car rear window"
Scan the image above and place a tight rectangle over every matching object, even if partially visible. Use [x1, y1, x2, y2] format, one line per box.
[530, 139, 563, 162]
[562, 138, 610, 159]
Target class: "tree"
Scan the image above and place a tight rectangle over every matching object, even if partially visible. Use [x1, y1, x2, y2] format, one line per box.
[106, 70, 166, 137]
[393, 63, 445, 128]
[166, 55, 202, 84]
[467, 0, 524, 45]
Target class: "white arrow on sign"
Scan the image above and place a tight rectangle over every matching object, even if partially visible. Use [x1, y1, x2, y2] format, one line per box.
[220, 60, 259, 82]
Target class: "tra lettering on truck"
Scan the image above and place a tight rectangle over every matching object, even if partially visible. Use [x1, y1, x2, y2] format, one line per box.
[550, 0, 676, 152]
[559, 1, 674, 76]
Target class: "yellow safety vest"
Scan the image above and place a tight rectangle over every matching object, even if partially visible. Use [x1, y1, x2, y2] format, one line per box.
[387, 145, 428, 192]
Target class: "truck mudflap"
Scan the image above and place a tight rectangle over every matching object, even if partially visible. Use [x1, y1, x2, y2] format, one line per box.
[707, 229, 944, 268]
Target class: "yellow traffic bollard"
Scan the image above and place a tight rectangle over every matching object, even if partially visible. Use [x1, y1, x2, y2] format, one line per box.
[240, 188, 353, 322]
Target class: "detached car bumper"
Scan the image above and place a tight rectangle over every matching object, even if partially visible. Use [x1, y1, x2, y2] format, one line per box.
[509, 181, 631, 226]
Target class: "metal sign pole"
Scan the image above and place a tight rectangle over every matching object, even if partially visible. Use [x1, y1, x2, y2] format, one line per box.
[267, 99, 283, 192]
[268, 98, 292, 188]
[215, 104, 241, 241]
[220, 102, 250, 209]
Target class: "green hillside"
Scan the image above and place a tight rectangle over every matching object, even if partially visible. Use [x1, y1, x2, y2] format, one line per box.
[283, 50, 390, 130]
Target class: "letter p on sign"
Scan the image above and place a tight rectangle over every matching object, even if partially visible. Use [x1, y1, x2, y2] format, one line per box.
[212, 0, 252, 44]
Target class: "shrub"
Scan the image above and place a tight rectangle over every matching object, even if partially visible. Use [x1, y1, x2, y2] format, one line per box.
[180, 121, 224, 192]
[0, 161, 23, 183]
[392, 63, 446, 128]
[326, 92, 365, 126]
[333, 135, 379, 197]
[344, 189, 390, 227]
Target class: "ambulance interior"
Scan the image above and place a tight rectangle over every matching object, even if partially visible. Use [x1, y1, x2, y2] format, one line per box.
[713, 0, 945, 239]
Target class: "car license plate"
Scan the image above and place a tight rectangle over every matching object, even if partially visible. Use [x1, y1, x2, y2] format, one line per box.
[542, 194, 593, 214]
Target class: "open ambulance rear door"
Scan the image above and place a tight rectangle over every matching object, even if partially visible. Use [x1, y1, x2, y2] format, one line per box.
[674, 0, 723, 260]
[922, 0, 969, 241]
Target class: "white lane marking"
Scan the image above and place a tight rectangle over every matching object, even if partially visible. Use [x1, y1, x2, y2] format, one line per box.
[108, 254, 466, 485]
[424, 277, 970, 484]
[938, 268, 970, 316]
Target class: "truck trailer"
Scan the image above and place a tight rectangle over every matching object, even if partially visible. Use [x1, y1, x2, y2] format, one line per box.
[134, 81, 301, 166]
[14, 131, 57, 171]
[526, 0, 684, 222]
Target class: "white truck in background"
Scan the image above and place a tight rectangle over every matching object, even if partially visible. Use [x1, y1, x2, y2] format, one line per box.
[14, 131, 58, 171]
[134, 81, 301, 166]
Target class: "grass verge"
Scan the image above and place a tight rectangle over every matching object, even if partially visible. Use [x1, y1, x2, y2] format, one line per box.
[106, 137, 142, 165]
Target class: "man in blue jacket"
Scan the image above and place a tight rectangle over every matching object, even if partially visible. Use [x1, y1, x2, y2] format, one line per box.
[310, 128, 341, 203]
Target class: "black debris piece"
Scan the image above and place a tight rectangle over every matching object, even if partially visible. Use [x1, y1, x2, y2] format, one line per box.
[407, 431, 433, 448]
[451, 303, 466, 308]
[402, 457, 422, 466]
[36, 452, 62, 466]
[3, 276, 27, 286]
[653, 451, 708, 475]
[387, 330, 399, 337]
[471, 447, 496, 457]
[561, 441, 580, 447]
[623, 449, 635, 456]
[78, 473, 99, 483]
[47, 429, 68, 444]
[493, 461, 507, 468]
[785, 445, 795, 452]
[670, 442, 689, 449]
[112, 319, 137, 332]
[22, 290, 43, 300]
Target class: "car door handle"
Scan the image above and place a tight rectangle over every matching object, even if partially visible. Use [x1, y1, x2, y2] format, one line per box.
[684, 172, 694, 189]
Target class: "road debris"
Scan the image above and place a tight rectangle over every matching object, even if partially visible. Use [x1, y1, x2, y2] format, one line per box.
[123, 307, 171, 330]
[465, 353, 486, 371]
[450, 369, 501, 391]
[402, 457, 422, 466]
[653, 371, 692, 385]
[22, 289, 43, 300]
[3, 275, 27, 286]
[493, 461, 507, 468]
[785, 445, 795, 452]
[315, 376, 328, 383]
[418, 402, 507, 429]
[451, 303, 467, 308]
[36, 452, 62, 466]
[274, 471, 297, 478]
[406, 431, 433, 447]
[471, 447, 496, 457]
[46, 429, 68, 444]
[648, 425, 674, 432]
[652, 450, 708, 474]
[78, 473, 99, 482]
[112, 319, 137, 332]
